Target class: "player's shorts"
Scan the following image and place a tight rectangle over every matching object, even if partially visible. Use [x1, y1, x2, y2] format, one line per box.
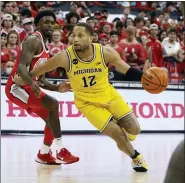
[75, 90, 132, 132]
[5, 83, 48, 120]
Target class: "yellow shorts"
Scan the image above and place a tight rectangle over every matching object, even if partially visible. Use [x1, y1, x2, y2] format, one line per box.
[75, 91, 132, 132]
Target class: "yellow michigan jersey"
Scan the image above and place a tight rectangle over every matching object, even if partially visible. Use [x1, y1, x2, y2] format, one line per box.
[66, 43, 132, 131]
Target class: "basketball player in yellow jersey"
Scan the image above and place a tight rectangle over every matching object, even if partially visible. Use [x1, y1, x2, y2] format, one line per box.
[14, 23, 148, 172]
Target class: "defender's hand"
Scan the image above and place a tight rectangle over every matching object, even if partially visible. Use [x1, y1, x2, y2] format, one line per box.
[57, 81, 71, 93]
[31, 81, 41, 98]
[12, 74, 26, 86]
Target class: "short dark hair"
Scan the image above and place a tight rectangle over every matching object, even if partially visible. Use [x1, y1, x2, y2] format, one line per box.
[134, 16, 145, 26]
[168, 28, 177, 35]
[102, 9, 108, 13]
[116, 21, 125, 29]
[112, 17, 120, 23]
[158, 12, 165, 17]
[1, 32, 7, 38]
[75, 23, 94, 36]
[86, 17, 94, 22]
[63, 24, 74, 31]
[37, 3, 46, 9]
[110, 30, 118, 36]
[20, 8, 32, 17]
[34, 10, 56, 26]
[66, 12, 80, 24]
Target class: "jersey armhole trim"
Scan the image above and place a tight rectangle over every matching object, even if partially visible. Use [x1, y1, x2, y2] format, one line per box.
[100, 44, 107, 68]
[66, 49, 72, 73]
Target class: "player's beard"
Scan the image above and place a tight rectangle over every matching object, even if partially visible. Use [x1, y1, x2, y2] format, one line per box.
[74, 44, 89, 52]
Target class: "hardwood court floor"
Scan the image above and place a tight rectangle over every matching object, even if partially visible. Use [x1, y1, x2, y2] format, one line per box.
[1, 134, 183, 183]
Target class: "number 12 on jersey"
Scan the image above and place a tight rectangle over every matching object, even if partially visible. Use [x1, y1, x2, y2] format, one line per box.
[82, 76, 96, 87]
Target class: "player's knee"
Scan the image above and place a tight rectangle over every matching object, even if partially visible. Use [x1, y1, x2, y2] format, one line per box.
[49, 99, 59, 110]
[43, 98, 58, 111]
[42, 95, 59, 110]
[131, 125, 141, 135]
[118, 113, 141, 135]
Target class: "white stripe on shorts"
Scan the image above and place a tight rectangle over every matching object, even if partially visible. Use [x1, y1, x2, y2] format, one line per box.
[10, 84, 29, 104]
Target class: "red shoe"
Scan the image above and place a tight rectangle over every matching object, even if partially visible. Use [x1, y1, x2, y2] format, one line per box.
[56, 148, 79, 164]
[35, 150, 61, 165]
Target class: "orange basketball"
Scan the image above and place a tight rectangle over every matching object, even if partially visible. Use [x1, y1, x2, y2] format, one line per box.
[141, 67, 168, 94]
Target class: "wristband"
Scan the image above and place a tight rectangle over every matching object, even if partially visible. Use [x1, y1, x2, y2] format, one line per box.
[125, 67, 143, 81]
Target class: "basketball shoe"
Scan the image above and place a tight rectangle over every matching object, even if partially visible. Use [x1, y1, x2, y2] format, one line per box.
[123, 129, 137, 141]
[35, 150, 61, 165]
[56, 148, 79, 164]
[132, 154, 148, 172]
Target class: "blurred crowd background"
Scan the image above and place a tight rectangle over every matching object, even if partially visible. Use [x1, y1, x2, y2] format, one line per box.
[1, 1, 185, 84]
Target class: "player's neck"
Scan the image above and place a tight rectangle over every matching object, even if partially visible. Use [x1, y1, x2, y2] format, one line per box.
[42, 36, 48, 44]
[75, 44, 93, 61]
[39, 32, 49, 44]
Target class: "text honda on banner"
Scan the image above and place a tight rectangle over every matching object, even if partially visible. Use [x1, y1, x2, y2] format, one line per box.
[1, 85, 184, 131]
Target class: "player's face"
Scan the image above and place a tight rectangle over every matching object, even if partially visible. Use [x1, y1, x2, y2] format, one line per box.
[39, 16, 55, 37]
[73, 26, 93, 51]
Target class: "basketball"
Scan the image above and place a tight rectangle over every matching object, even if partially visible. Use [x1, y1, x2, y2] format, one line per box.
[141, 67, 168, 94]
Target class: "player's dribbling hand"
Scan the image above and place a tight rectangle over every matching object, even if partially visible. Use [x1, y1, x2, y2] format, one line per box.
[57, 80, 72, 93]
[31, 81, 41, 98]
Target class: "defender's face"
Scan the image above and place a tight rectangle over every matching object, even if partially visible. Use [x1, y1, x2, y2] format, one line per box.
[39, 16, 55, 37]
[73, 26, 92, 51]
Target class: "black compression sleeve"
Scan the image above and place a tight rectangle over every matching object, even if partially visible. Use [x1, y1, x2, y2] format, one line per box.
[125, 67, 143, 81]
